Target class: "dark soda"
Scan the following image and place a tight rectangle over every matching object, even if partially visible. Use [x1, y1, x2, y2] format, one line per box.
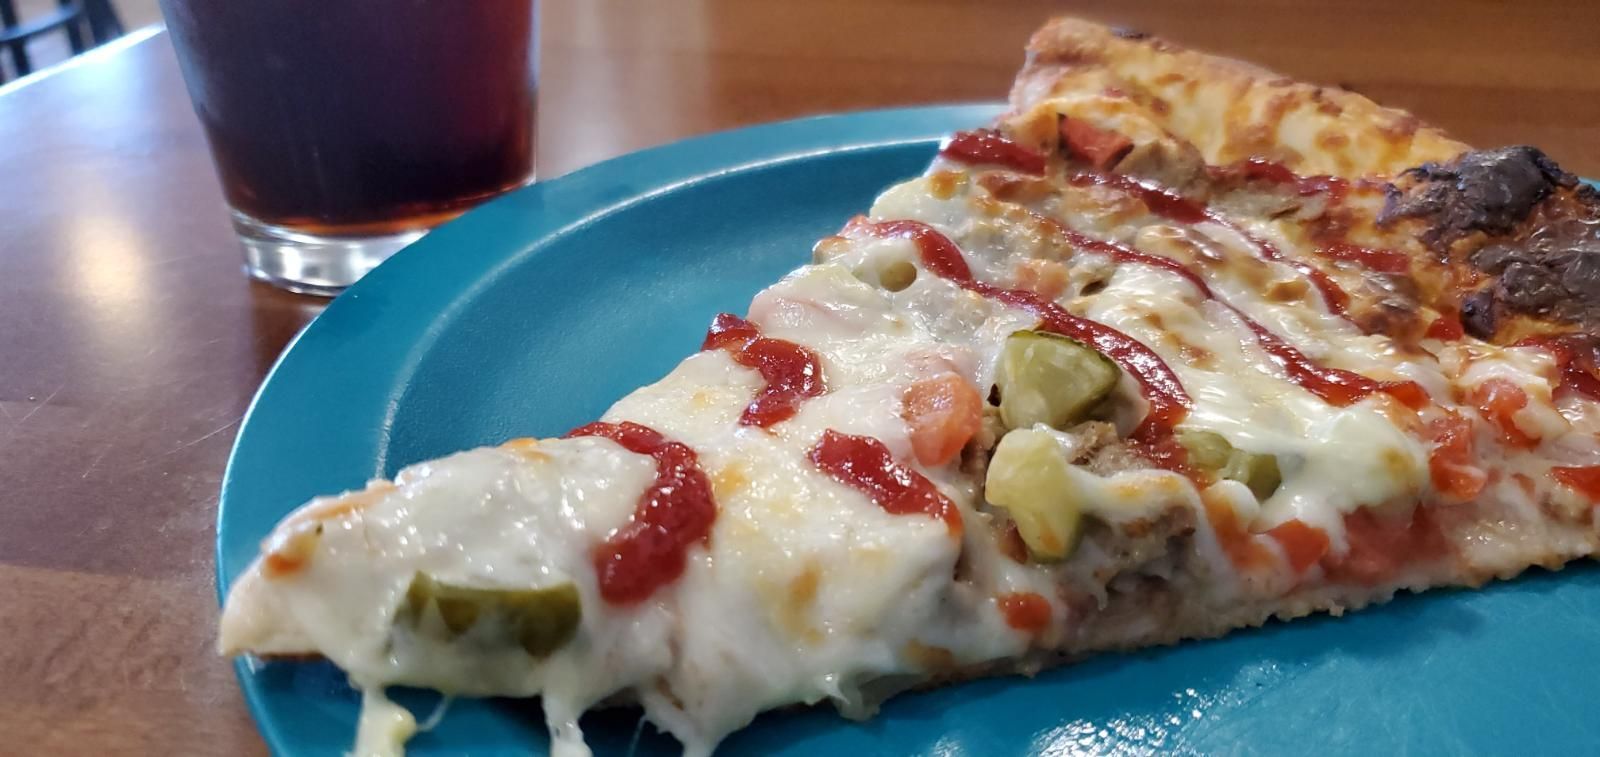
[161, 0, 535, 236]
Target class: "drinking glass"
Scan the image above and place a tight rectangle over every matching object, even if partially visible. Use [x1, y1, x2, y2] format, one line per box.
[160, 0, 538, 295]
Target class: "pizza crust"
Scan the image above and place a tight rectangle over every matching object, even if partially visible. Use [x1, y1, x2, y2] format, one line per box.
[1006, 19, 1469, 179]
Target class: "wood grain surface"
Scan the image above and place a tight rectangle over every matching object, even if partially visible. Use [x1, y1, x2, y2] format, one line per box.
[1, 1, 1595, 753]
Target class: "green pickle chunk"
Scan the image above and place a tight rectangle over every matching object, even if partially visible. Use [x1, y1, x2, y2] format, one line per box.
[1177, 430, 1282, 501]
[998, 330, 1120, 431]
[402, 573, 581, 657]
[984, 428, 1085, 561]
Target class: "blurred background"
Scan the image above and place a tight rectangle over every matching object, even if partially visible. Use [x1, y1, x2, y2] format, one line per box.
[2, 0, 156, 78]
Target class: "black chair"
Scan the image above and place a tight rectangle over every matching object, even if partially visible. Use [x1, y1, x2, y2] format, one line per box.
[0, 0, 124, 81]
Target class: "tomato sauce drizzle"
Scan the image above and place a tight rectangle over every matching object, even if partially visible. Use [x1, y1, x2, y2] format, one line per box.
[859, 219, 1192, 438]
[1316, 242, 1410, 274]
[1067, 172, 1355, 317]
[808, 429, 962, 534]
[996, 592, 1052, 634]
[702, 313, 827, 428]
[565, 421, 717, 605]
[1513, 334, 1600, 402]
[939, 130, 1046, 176]
[1207, 157, 1352, 204]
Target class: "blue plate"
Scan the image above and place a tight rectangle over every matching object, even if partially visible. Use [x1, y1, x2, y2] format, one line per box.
[218, 104, 1600, 756]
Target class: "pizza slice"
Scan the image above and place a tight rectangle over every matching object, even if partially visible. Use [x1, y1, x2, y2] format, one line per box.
[219, 18, 1600, 757]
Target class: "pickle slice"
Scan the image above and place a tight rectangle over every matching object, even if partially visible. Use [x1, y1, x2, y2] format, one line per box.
[1177, 430, 1282, 501]
[997, 330, 1120, 431]
[402, 573, 581, 657]
[984, 428, 1085, 561]
[1221, 449, 1282, 502]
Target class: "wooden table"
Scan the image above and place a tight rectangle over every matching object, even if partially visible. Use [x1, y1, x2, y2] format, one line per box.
[2, 1, 1595, 752]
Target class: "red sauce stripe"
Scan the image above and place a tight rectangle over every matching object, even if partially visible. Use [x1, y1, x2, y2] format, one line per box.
[808, 429, 962, 534]
[564, 421, 717, 605]
[939, 130, 1046, 175]
[1206, 157, 1352, 203]
[702, 313, 827, 428]
[1070, 171, 1355, 318]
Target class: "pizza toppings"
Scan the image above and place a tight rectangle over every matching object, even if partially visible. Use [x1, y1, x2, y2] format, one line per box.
[1427, 411, 1488, 503]
[1551, 466, 1600, 502]
[702, 313, 827, 428]
[996, 330, 1120, 431]
[858, 218, 1193, 438]
[1068, 171, 1206, 224]
[1265, 520, 1331, 574]
[984, 428, 1088, 560]
[1463, 377, 1542, 448]
[1038, 207, 1429, 411]
[1516, 334, 1600, 401]
[1065, 166, 1360, 319]
[939, 129, 1047, 175]
[1425, 313, 1465, 341]
[1242, 318, 1429, 409]
[1321, 507, 1449, 587]
[902, 373, 985, 467]
[564, 421, 717, 604]
[398, 574, 581, 657]
[1175, 430, 1282, 500]
[808, 429, 963, 534]
[1058, 117, 1134, 170]
[1207, 157, 1351, 202]
[1316, 243, 1410, 274]
[996, 592, 1053, 634]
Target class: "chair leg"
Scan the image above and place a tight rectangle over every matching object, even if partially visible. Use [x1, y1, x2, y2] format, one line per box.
[83, 0, 123, 43]
[0, 0, 29, 76]
[59, 0, 88, 54]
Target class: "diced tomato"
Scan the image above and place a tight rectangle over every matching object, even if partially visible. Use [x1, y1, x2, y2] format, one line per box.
[997, 592, 1053, 634]
[1202, 492, 1275, 572]
[1424, 314, 1464, 341]
[1378, 380, 1432, 411]
[1058, 117, 1134, 170]
[1267, 520, 1331, 574]
[1465, 378, 1540, 449]
[1426, 411, 1487, 503]
[1322, 507, 1450, 587]
[1513, 334, 1600, 402]
[901, 373, 984, 467]
[1552, 466, 1600, 502]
